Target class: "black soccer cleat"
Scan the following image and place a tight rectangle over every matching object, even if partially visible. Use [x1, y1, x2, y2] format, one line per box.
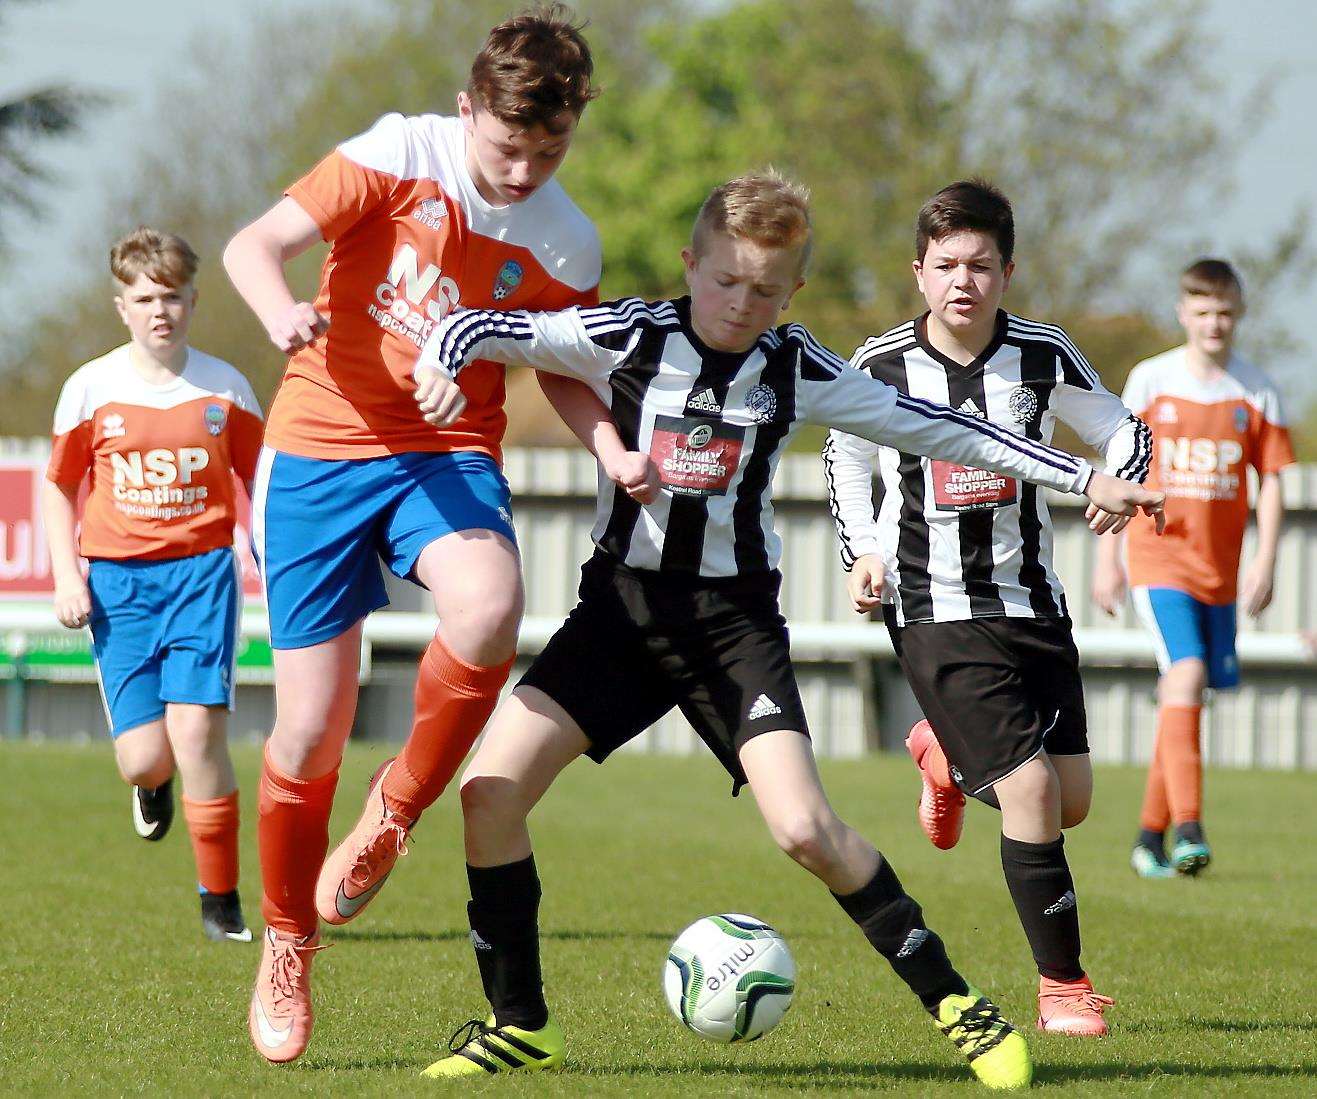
[201, 889, 254, 942]
[132, 779, 174, 842]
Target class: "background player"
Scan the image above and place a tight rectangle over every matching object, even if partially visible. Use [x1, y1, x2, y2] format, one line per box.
[410, 172, 1162, 1087]
[825, 180, 1153, 1037]
[1092, 259, 1294, 878]
[222, 5, 649, 1064]
[43, 227, 263, 943]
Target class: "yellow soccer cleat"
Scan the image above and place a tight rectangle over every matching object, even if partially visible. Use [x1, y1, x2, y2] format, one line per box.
[421, 1016, 565, 1078]
[932, 988, 1033, 1090]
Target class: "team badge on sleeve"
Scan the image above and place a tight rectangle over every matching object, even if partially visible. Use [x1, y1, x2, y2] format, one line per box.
[1007, 385, 1040, 425]
[493, 260, 524, 301]
[745, 384, 778, 424]
[204, 404, 228, 436]
[1233, 407, 1249, 432]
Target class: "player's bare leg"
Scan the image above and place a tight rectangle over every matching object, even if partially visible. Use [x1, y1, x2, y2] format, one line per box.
[114, 720, 174, 841]
[422, 688, 588, 1078]
[317, 530, 524, 926]
[740, 730, 1031, 1089]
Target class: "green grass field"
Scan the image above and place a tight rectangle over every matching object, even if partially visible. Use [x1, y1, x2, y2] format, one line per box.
[2, 741, 1313, 1096]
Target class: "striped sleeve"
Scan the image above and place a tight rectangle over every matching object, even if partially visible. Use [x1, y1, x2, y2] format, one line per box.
[822, 341, 887, 570]
[795, 330, 1091, 495]
[416, 299, 677, 385]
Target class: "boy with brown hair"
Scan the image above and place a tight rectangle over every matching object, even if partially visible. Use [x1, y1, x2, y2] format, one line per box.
[825, 179, 1153, 1037]
[43, 227, 264, 943]
[409, 171, 1160, 1086]
[223, 5, 651, 1063]
[1092, 259, 1293, 878]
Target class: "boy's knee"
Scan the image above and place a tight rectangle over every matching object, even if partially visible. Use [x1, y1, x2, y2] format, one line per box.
[1061, 801, 1090, 829]
[459, 771, 528, 826]
[771, 811, 841, 871]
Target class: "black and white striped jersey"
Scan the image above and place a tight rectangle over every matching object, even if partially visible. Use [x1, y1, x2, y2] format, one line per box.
[824, 311, 1152, 624]
[418, 297, 1096, 579]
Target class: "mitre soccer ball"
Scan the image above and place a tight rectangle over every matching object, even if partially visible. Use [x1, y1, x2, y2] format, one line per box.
[662, 914, 796, 1043]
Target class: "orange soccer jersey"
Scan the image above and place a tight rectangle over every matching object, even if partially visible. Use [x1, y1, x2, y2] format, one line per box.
[1123, 347, 1294, 605]
[266, 112, 602, 462]
[47, 344, 264, 560]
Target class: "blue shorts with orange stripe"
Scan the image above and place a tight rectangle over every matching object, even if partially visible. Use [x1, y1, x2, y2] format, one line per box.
[252, 448, 517, 650]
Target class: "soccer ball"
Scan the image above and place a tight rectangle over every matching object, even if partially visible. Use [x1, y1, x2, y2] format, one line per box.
[662, 914, 796, 1043]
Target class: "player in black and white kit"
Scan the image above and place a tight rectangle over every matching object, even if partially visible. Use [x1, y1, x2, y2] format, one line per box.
[411, 174, 1161, 1086]
[825, 180, 1155, 1038]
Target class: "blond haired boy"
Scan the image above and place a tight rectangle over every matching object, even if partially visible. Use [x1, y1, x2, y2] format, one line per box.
[406, 172, 1161, 1085]
[43, 227, 264, 942]
[1093, 259, 1294, 878]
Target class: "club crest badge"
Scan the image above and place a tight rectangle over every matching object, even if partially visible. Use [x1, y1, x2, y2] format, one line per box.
[493, 259, 524, 301]
[1007, 385, 1039, 425]
[1234, 407, 1249, 432]
[204, 404, 227, 436]
[745, 384, 778, 424]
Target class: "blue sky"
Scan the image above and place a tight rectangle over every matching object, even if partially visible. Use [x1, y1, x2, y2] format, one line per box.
[2, 0, 1314, 396]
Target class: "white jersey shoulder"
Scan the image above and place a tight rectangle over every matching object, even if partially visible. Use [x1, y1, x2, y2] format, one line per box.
[339, 113, 600, 293]
[52, 344, 262, 435]
[850, 320, 918, 369]
[1128, 345, 1285, 422]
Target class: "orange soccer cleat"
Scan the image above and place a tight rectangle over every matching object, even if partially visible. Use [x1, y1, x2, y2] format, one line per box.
[905, 719, 965, 850]
[1037, 974, 1114, 1037]
[249, 926, 323, 1063]
[315, 758, 412, 926]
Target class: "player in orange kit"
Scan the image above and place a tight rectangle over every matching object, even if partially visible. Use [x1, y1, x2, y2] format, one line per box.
[222, 6, 649, 1063]
[1092, 259, 1294, 878]
[42, 227, 264, 943]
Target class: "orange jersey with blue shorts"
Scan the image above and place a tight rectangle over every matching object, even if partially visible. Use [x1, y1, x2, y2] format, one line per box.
[47, 344, 264, 561]
[265, 112, 602, 461]
[1123, 347, 1294, 605]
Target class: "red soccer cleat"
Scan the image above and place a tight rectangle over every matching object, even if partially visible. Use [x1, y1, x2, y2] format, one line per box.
[1037, 974, 1114, 1037]
[316, 758, 412, 926]
[249, 926, 324, 1063]
[905, 719, 965, 850]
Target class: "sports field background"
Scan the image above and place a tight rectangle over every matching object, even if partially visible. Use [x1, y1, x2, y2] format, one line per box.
[2, 742, 1312, 1095]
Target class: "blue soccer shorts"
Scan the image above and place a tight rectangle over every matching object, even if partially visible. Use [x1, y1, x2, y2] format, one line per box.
[87, 546, 240, 737]
[1131, 585, 1240, 690]
[251, 448, 517, 650]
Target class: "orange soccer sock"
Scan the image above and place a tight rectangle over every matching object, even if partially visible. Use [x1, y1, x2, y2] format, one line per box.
[1154, 704, 1203, 826]
[183, 791, 240, 896]
[381, 635, 514, 821]
[258, 748, 339, 937]
[1138, 754, 1171, 833]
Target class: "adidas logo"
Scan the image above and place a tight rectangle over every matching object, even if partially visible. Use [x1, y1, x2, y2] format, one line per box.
[895, 928, 929, 958]
[688, 388, 722, 413]
[1043, 890, 1077, 917]
[470, 929, 492, 951]
[747, 693, 783, 720]
[957, 398, 985, 418]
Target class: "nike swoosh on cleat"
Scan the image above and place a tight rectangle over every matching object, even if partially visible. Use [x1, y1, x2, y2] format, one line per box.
[335, 878, 387, 919]
[252, 994, 293, 1048]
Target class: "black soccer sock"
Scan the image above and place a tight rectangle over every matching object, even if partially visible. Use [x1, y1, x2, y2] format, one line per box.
[833, 857, 969, 1011]
[1174, 820, 1205, 845]
[466, 855, 549, 1031]
[1137, 827, 1167, 855]
[1000, 834, 1084, 982]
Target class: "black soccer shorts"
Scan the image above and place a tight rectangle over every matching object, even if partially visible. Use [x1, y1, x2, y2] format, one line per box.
[519, 553, 810, 795]
[885, 610, 1090, 798]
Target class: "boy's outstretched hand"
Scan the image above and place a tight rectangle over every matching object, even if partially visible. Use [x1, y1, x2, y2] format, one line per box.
[605, 451, 662, 504]
[1083, 471, 1165, 535]
[414, 363, 468, 427]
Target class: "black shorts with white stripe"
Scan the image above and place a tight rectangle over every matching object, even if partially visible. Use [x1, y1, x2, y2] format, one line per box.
[518, 552, 809, 796]
[884, 609, 1089, 799]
